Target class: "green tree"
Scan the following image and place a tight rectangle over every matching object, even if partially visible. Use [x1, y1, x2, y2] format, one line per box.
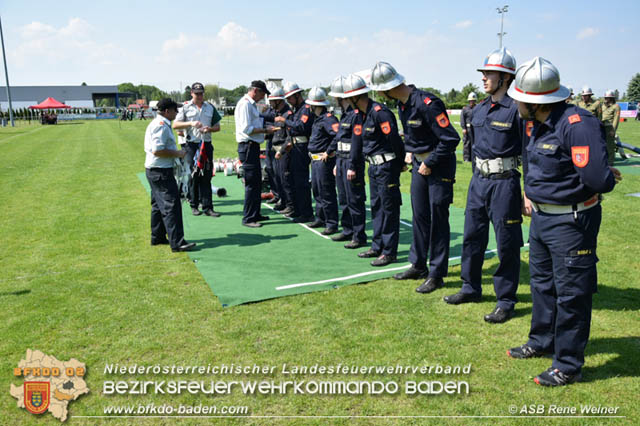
[458, 83, 481, 103]
[627, 73, 640, 102]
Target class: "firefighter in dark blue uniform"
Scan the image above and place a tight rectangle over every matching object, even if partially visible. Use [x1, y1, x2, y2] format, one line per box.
[507, 57, 621, 386]
[260, 87, 293, 213]
[443, 48, 524, 324]
[274, 82, 315, 223]
[328, 75, 367, 248]
[370, 62, 460, 294]
[305, 86, 340, 234]
[347, 72, 405, 266]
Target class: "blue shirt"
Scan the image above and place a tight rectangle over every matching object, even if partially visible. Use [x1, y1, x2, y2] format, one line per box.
[362, 99, 405, 161]
[398, 85, 459, 168]
[309, 110, 339, 153]
[522, 103, 616, 205]
[471, 94, 522, 160]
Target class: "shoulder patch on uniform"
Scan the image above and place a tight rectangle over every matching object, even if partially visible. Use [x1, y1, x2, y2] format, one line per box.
[568, 114, 581, 124]
[353, 124, 362, 136]
[301, 114, 309, 123]
[354, 109, 359, 113]
[526, 120, 534, 137]
[380, 121, 391, 135]
[423, 97, 432, 105]
[436, 112, 450, 128]
[374, 105, 382, 112]
[326, 113, 331, 117]
[571, 146, 589, 168]
[331, 122, 339, 133]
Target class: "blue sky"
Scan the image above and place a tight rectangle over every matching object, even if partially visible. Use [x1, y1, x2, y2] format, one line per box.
[2, 0, 639, 97]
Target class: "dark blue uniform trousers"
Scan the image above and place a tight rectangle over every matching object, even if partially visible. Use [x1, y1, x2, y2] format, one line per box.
[369, 161, 401, 256]
[460, 172, 523, 310]
[527, 205, 601, 375]
[408, 156, 454, 277]
[187, 141, 214, 211]
[276, 149, 294, 209]
[336, 157, 367, 243]
[238, 142, 262, 224]
[311, 156, 338, 228]
[264, 140, 280, 199]
[146, 168, 186, 250]
[289, 142, 313, 218]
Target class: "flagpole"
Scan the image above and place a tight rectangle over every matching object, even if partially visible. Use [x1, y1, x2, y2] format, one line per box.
[0, 15, 15, 127]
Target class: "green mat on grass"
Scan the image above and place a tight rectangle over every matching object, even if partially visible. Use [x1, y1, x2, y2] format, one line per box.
[138, 173, 528, 307]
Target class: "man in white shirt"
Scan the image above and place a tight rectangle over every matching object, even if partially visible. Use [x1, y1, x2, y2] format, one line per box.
[145, 98, 196, 252]
[235, 81, 277, 228]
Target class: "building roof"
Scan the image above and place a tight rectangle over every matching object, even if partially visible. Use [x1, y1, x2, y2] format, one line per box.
[0, 85, 119, 103]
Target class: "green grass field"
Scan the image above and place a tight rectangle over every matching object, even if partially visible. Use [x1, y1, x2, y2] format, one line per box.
[1, 116, 639, 425]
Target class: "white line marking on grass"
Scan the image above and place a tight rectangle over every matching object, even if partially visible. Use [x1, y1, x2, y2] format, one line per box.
[276, 243, 530, 291]
[0, 126, 46, 145]
[262, 203, 330, 240]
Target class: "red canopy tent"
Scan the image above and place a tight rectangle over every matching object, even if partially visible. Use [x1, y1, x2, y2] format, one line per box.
[29, 97, 72, 109]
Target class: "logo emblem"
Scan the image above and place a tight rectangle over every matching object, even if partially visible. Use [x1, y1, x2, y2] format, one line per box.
[526, 121, 534, 137]
[353, 124, 362, 136]
[301, 114, 308, 123]
[374, 105, 382, 112]
[380, 121, 391, 135]
[571, 146, 590, 168]
[568, 114, 581, 124]
[331, 123, 339, 133]
[24, 382, 50, 415]
[436, 112, 450, 128]
[423, 97, 432, 105]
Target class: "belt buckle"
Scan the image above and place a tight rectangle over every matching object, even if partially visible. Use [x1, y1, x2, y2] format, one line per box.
[478, 159, 490, 176]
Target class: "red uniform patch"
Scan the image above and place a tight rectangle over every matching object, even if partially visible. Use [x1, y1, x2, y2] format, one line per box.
[568, 114, 581, 124]
[436, 112, 450, 128]
[24, 382, 50, 415]
[301, 114, 308, 123]
[354, 109, 359, 113]
[331, 122, 339, 133]
[571, 146, 590, 168]
[374, 105, 382, 112]
[353, 124, 362, 136]
[326, 113, 331, 117]
[380, 121, 391, 135]
[423, 97, 432, 105]
[526, 120, 534, 137]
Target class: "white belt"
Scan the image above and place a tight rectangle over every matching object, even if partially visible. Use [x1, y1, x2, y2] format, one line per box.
[414, 151, 432, 162]
[292, 136, 308, 144]
[531, 195, 599, 215]
[475, 156, 519, 175]
[338, 141, 351, 152]
[366, 152, 396, 165]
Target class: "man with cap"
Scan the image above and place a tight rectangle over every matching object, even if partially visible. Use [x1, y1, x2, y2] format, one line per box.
[261, 87, 294, 213]
[235, 81, 277, 228]
[577, 86, 602, 121]
[305, 86, 340, 235]
[345, 72, 405, 266]
[443, 47, 524, 324]
[601, 90, 621, 165]
[369, 61, 459, 287]
[461, 92, 477, 162]
[173, 82, 223, 217]
[274, 82, 315, 223]
[144, 98, 196, 253]
[328, 75, 368, 248]
[507, 57, 621, 386]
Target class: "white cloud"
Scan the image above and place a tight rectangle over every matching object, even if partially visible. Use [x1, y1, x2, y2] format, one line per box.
[454, 20, 472, 29]
[217, 22, 257, 46]
[577, 27, 599, 40]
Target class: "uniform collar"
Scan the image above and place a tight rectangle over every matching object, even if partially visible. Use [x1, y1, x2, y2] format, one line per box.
[540, 102, 569, 131]
[158, 115, 171, 126]
[365, 98, 375, 114]
[490, 93, 513, 108]
[399, 84, 418, 107]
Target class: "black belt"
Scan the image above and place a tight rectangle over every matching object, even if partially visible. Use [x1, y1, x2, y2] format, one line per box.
[474, 168, 515, 179]
[187, 140, 212, 144]
[147, 167, 173, 172]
